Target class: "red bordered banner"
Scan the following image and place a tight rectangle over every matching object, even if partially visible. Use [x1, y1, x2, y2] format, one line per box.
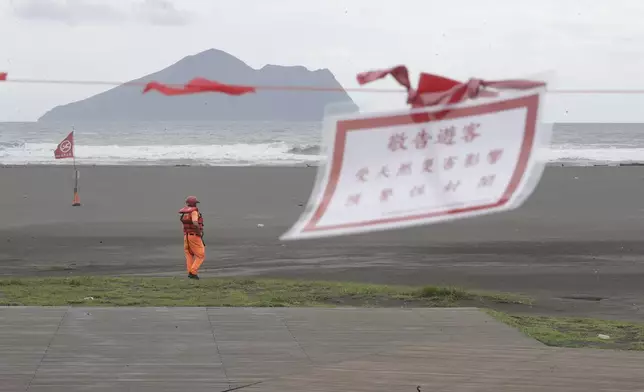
[281, 89, 550, 240]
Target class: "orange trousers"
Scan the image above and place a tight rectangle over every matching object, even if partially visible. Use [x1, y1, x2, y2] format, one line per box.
[183, 234, 206, 275]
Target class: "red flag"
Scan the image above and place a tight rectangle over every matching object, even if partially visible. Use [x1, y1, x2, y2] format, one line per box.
[357, 65, 412, 90]
[143, 77, 256, 96]
[54, 131, 75, 159]
[0, 72, 7, 81]
[357, 65, 545, 108]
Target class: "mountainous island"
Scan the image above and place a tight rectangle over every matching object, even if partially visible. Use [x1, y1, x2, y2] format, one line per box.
[38, 49, 358, 122]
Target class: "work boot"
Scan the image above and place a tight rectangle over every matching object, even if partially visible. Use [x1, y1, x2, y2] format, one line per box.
[188, 273, 199, 280]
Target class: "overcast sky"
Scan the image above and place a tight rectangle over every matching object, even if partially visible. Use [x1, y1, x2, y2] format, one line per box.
[1, 0, 644, 122]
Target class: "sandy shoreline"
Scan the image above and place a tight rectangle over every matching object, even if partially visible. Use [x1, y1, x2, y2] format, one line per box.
[2, 165, 644, 320]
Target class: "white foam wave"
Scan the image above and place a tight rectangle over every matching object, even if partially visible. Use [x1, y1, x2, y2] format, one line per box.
[0, 142, 322, 166]
[542, 146, 644, 164]
[2, 142, 643, 166]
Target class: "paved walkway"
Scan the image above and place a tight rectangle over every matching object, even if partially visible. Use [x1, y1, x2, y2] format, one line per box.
[1, 307, 642, 391]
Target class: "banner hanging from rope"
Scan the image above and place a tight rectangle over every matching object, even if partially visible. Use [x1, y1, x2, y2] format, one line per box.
[1, 70, 641, 94]
[281, 67, 552, 240]
[143, 78, 256, 96]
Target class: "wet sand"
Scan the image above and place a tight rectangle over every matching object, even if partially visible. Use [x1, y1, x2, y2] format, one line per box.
[1, 165, 644, 321]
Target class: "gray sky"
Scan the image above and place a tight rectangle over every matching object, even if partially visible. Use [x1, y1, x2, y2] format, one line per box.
[1, 0, 643, 122]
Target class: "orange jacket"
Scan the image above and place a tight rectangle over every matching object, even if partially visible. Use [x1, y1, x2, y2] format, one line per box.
[179, 206, 203, 235]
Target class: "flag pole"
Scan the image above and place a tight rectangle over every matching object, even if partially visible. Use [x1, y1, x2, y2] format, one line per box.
[71, 127, 81, 207]
[72, 127, 77, 171]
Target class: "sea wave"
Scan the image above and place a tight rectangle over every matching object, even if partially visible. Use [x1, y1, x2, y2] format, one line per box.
[1, 141, 644, 166]
[0, 141, 25, 149]
[286, 144, 321, 155]
[543, 145, 644, 164]
[0, 141, 322, 166]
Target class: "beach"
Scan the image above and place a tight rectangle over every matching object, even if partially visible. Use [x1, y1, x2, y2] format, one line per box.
[1, 164, 644, 320]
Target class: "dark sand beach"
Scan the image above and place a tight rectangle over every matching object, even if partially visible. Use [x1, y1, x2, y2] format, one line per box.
[1, 165, 644, 320]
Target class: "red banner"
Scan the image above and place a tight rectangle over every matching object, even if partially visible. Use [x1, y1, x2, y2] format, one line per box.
[357, 65, 545, 108]
[143, 77, 256, 96]
[54, 131, 75, 159]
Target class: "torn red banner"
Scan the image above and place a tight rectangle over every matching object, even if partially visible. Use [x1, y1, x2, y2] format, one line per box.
[356, 65, 545, 108]
[356, 65, 413, 90]
[143, 77, 256, 96]
[0, 72, 7, 81]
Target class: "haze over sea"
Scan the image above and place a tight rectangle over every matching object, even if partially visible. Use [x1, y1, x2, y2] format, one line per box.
[1, 121, 643, 166]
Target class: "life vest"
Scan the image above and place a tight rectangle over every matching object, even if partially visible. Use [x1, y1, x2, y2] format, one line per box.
[179, 206, 204, 235]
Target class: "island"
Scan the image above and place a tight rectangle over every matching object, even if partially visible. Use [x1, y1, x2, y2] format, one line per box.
[38, 49, 359, 122]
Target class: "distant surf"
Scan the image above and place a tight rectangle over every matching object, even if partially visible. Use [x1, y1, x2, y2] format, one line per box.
[3, 141, 644, 166]
[0, 141, 322, 166]
[2, 121, 644, 166]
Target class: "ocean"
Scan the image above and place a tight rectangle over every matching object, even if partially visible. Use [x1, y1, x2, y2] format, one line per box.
[1, 121, 644, 166]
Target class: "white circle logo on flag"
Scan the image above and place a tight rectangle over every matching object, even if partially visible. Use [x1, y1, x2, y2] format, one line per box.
[60, 140, 72, 153]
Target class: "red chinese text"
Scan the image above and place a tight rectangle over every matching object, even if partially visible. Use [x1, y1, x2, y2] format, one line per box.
[423, 158, 434, 173]
[413, 129, 431, 149]
[478, 174, 496, 187]
[488, 149, 503, 164]
[378, 165, 390, 178]
[462, 123, 481, 143]
[444, 156, 458, 170]
[346, 194, 361, 206]
[380, 188, 393, 202]
[356, 167, 369, 182]
[464, 153, 480, 168]
[410, 185, 425, 197]
[444, 180, 461, 192]
[397, 162, 412, 176]
[436, 126, 456, 145]
[388, 132, 407, 151]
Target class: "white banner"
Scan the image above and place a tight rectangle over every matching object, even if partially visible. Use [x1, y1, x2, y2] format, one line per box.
[281, 88, 551, 240]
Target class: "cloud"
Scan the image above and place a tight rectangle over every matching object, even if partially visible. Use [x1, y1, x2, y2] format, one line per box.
[11, 0, 126, 25]
[10, 0, 192, 26]
[133, 0, 192, 26]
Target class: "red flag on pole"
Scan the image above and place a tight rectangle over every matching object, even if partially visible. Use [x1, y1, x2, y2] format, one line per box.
[54, 131, 75, 159]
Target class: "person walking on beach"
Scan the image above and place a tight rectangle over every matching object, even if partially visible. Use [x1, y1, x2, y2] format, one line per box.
[179, 196, 206, 280]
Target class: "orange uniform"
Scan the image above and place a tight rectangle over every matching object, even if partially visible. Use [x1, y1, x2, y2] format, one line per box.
[179, 200, 205, 279]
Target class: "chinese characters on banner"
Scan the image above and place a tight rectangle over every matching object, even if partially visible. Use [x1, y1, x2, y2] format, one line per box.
[281, 88, 551, 240]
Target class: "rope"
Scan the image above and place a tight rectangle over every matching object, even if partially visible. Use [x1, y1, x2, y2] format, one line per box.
[2, 74, 644, 95]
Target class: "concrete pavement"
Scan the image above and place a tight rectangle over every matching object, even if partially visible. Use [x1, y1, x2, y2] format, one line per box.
[1, 307, 642, 391]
